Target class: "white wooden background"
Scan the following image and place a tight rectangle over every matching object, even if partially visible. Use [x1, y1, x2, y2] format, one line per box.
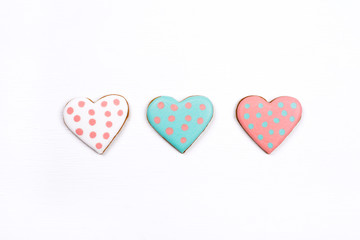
[1, 0, 360, 239]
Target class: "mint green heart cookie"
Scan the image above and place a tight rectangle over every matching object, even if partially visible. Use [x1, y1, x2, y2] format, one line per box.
[147, 96, 213, 153]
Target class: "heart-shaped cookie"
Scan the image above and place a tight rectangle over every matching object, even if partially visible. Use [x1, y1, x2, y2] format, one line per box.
[63, 94, 129, 154]
[147, 96, 213, 153]
[236, 96, 302, 154]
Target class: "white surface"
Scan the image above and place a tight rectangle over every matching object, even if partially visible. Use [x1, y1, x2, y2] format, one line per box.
[0, 0, 359, 239]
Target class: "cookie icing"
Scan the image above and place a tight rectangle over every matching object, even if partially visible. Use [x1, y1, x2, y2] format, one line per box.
[147, 96, 213, 153]
[236, 96, 302, 154]
[63, 94, 129, 154]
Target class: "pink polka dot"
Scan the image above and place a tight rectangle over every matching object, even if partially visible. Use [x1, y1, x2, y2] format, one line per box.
[166, 128, 173, 135]
[73, 115, 81, 122]
[185, 102, 192, 109]
[200, 104, 206, 110]
[75, 128, 83, 135]
[197, 117, 204, 124]
[96, 143, 102, 149]
[158, 102, 164, 109]
[181, 124, 188, 131]
[168, 115, 175, 122]
[78, 101, 85, 107]
[101, 101, 107, 107]
[105, 111, 111, 117]
[89, 131, 96, 138]
[88, 109, 95, 115]
[117, 110, 123, 116]
[89, 119, 96, 126]
[185, 115, 192, 121]
[106, 121, 112, 128]
[154, 117, 161, 124]
[181, 137, 187, 143]
[103, 132, 110, 139]
[67, 107, 74, 115]
[170, 104, 178, 111]
[113, 99, 120, 105]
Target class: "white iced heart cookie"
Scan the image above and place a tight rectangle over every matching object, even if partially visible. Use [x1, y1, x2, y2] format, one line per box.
[63, 94, 129, 154]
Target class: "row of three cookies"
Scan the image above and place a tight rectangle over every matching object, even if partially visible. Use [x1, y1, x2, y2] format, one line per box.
[63, 95, 302, 154]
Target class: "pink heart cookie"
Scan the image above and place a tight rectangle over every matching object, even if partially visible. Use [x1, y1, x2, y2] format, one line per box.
[63, 94, 129, 154]
[236, 96, 302, 154]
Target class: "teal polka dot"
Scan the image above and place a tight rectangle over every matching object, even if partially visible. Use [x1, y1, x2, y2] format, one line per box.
[268, 143, 273, 148]
[256, 112, 261, 118]
[274, 118, 280, 123]
[244, 113, 250, 119]
[289, 116, 295, 122]
[262, 121, 268, 127]
[258, 103, 263, 108]
[245, 104, 250, 109]
[279, 129, 285, 135]
[258, 134, 263, 140]
[278, 102, 284, 108]
[291, 103, 297, 109]
[248, 123, 254, 129]
[268, 110, 273, 116]
[281, 110, 287, 116]
[269, 129, 274, 135]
